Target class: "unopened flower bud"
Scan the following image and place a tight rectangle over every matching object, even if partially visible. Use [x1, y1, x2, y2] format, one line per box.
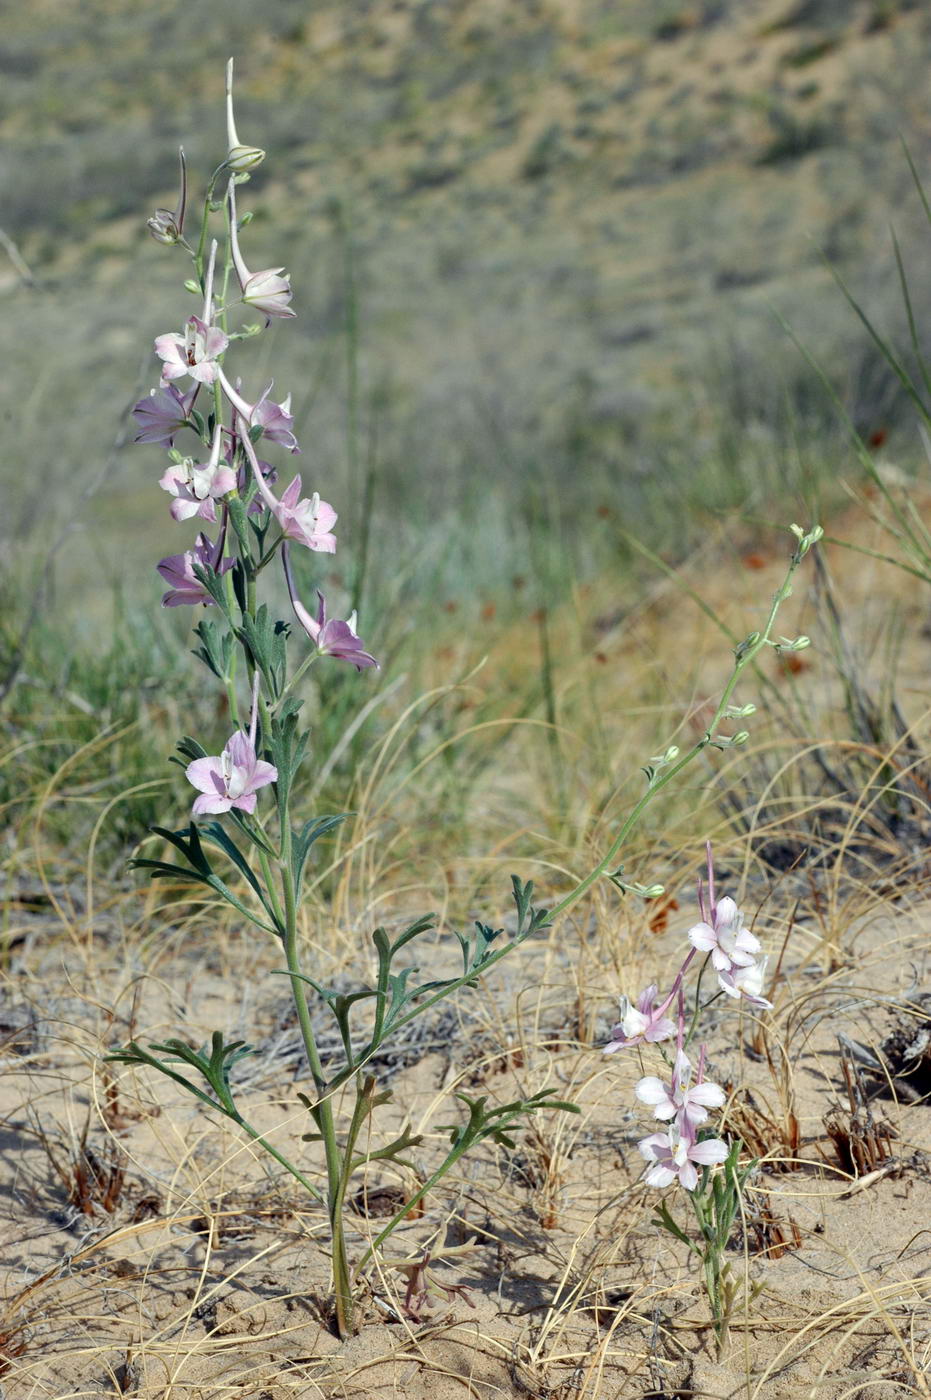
[146, 147, 187, 246]
[733, 730, 750, 745]
[226, 59, 265, 173]
[228, 144, 266, 173]
[647, 744, 680, 767]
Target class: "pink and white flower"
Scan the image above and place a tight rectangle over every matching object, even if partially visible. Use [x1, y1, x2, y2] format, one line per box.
[156, 532, 231, 607]
[240, 423, 336, 552]
[269, 477, 337, 552]
[283, 547, 378, 670]
[133, 383, 197, 446]
[603, 984, 676, 1053]
[688, 896, 761, 979]
[217, 368, 300, 452]
[186, 730, 277, 816]
[155, 315, 229, 386]
[722, 955, 773, 1009]
[159, 426, 237, 523]
[635, 1050, 726, 1128]
[156, 240, 228, 385]
[228, 179, 294, 319]
[638, 1125, 728, 1191]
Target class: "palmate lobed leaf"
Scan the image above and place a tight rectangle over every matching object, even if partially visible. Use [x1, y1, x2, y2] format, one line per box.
[292, 813, 349, 897]
[237, 604, 288, 701]
[132, 823, 281, 935]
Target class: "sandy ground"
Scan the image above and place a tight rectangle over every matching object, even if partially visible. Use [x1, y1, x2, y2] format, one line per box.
[0, 870, 929, 1399]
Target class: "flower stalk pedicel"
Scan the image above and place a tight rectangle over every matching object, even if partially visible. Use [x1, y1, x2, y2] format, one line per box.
[606, 843, 771, 1353]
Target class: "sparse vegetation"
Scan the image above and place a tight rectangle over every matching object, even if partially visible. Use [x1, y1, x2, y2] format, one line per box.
[3, 0, 931, 1395]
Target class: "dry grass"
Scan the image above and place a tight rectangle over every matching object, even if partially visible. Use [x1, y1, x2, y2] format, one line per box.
[1, 501, 930, 1398]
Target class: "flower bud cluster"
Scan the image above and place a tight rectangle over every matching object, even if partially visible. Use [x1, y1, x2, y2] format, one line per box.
[134, 60, 379, 820]
[604, 844, 771, 1191]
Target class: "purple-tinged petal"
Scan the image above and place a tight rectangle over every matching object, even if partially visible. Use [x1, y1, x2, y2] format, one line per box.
[638, 1133, 671, 1161]
[192, 792, 234, 815]
[678, 1161, 699, 1191]
[185, 757, 224, 794]
[688, 1082, 726, 1109]
[635, 1077, 670, 1108]
[689, 1138, 729, 1166]
[224, 731, 256, 770]
[688, 922, 717, 952]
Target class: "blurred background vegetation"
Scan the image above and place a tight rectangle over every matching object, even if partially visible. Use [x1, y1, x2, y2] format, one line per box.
[3, 0, 931, 879]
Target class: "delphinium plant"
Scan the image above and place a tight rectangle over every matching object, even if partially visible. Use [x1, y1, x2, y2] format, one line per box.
[604, 843, 769, 1354]
[110, 59, 822, 1338]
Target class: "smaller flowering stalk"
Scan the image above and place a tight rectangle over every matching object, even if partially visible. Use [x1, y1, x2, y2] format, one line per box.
[228, 179, 294, 319]
[159, 424, 237, 523]
[240, 421, 337, 552]
[185, 678, 277, 817]
[225, 57, 265, 172]
[217, 368, 300, 451]
[603, 845, 769, 1354]
[283, 545, 378, 671]
[157, 531, 231, 607]
[147, 146, 187, 246]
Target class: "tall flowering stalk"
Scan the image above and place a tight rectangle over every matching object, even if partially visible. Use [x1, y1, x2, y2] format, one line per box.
[112, 66, 577, 1338]
[110, 61, 822, 1338]
[606, 843, 769, 1353]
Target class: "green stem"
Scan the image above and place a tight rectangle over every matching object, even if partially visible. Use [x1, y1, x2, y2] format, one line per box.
[277, 650, 320, 707]
[547, 547, 808, 924]
[353, 1131, 473, 1277]
[280, 822, 354, 1335]
[255, 534, 285, 573]
[230, 1108, 324, 1203]
[258, 848, 285, 928]
[194, 166, 227, 285]
[223, 674, 241, 729]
